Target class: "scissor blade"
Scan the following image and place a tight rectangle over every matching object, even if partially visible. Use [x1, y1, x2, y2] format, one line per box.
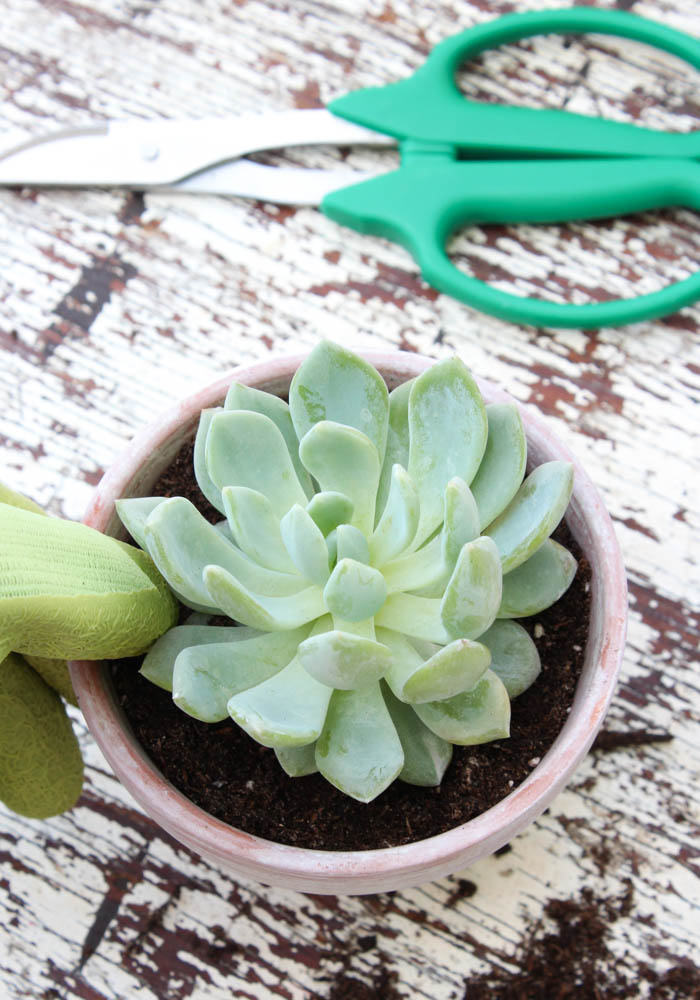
[0, 110, 394, 189]
[163, 161, 383, 205]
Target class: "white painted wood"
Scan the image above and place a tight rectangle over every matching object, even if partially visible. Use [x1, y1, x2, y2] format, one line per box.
[1, 0, 699, 995]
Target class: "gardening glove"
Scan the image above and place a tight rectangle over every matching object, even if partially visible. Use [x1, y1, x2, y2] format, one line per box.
[0, 651, 83, 818]
[0, 485, 178, 818]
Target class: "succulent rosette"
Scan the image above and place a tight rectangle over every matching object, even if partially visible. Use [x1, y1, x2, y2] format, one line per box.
[117, 343, 576, 803]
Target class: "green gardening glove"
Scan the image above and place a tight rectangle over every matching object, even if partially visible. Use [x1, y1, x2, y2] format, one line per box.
[0, 652, 83, 818]
[0, 485, 178, 818]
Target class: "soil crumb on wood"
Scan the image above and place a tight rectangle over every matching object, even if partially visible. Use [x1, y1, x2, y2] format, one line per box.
[112, 438, 593, 851]
[328, 968, 400, 1000]
[446, 878, 478, 906]
[462, 882, 700, 1000]
[592, 729, 673, 752]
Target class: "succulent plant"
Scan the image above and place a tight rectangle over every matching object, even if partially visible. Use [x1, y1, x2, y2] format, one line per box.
[117, 342, 577, 803]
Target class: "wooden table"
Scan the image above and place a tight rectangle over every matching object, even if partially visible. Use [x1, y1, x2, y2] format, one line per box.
[1, 1, 699, 996]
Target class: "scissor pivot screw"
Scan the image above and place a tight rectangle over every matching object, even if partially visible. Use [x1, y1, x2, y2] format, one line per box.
[140, 144, 160, 162]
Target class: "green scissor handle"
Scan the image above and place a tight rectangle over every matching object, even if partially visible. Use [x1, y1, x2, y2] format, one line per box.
[323, 156, 700, 329]
[329, 7, 700, 159]
[324, 8, 700, 327]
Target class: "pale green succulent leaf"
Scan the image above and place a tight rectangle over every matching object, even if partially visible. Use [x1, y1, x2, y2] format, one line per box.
[0, 653, 83, 818]
[375, 377, 414, 520]
[323, 558, 387, 622]
[499, 539, 577, 618]
[214, 519, 234, 540]
[120, 534, 221, 615]
[144, 497, 304, 604]
[0, 504, 177, 660]
[289, 340, 389, 464]
[203, 565, 325, 631]
[335, 524, 370, 565]
[441, 536, 503, 641]
[275, 742, 318, 777]
[143, 497, 232, 606]
[470, 403, 528, 530]
[381, 535, 443, 596]
[173, 626, 309, 722]
[383, 478, 480, 599]
[442, 477, 480, 567]
[315, 683, 404, 803]
[415, 670, 511, 745]
[174, 593, 223, 615]
[408, 358, 488, 547]
[297, 629, 393, 689]
[405, 638, 491, 703]
[299, 421, 381, 536]
[194, 407, 226, 514]
[485, 461, 574, 573]
[116, 496, 167, 551]
[206, 410, 308, 519]
[381, 682, 453, 787]
[375, 592, 452, 644]
[222, 486, 297, 574]
[306, 491, 354, 536]
[378, 627, 491, 704]
[140, 623, 260, 691]
[120, 521, 222, 615]
[225, 382, 313, 498]
[369, 464, 419, 567]
[325, 528, 338, 570]
[328, 616, 376, 640]
[407, 636, 443, 660]
[479, 619, 541, 699]
[375, 627, 423, 699]
[227, 651, 332, 748]
[280, 504, 331, 586]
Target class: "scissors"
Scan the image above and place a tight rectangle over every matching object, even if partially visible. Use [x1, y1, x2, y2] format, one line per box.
[1, 7, 699, 329]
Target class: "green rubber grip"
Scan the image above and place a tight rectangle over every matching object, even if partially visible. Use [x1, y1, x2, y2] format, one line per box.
[322, 157, 700, 329]
[329, 8, 700, 159]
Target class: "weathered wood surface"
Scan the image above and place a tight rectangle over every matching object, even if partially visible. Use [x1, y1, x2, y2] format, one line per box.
[1, 0, 699, 996]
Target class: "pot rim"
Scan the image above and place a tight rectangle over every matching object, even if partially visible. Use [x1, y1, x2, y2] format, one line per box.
[70, 349, 627, 891]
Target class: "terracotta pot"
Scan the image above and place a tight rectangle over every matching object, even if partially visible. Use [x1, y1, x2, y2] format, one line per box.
[70, 351, 627, 895]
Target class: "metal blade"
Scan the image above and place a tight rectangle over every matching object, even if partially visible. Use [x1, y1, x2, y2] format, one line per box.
[159, 161, 382, 205]
[0, 110, 395, 189]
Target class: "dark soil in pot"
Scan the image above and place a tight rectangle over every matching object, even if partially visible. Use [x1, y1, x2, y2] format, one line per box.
[111, 439, 592, 852]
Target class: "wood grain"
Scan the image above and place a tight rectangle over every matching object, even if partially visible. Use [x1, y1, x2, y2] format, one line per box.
[1, 1, 699, 996]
